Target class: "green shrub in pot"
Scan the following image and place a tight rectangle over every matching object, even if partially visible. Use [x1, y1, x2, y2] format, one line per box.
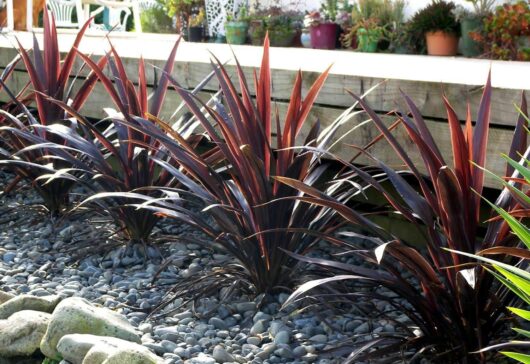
[452, 1, 494, 57]
[409, 0, 461, 56]
[225, 6, 249, 44]
[356, 19, 385, 52]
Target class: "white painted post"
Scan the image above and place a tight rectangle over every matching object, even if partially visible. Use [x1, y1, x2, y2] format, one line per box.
[6, 0, 14, 30]
[75, 0, 84, 28]
[132, 1, 141, 33]
[26, 0, 33, 31]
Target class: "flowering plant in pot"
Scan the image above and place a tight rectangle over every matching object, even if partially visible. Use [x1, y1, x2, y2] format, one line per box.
[305, 0, 341, 50]
[452, 0, 494, 57]
[410, 0, 461, 56]
[188, 8, 205, 42]
[304, 11, 339, 49]
[472, 1, 530, 61]
[225, 6, 249, 44]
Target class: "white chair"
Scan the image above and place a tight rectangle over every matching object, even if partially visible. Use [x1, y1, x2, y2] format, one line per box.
[46, 0, 83, 28]
[83, 0, 141, 33]
[90, 4, 131, 32]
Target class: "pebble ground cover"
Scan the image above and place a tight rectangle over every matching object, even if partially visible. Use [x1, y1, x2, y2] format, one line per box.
[0, 8, 529, 364]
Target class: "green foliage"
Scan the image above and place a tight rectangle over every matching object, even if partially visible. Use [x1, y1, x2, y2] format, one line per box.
[141, 1, 174, 33]
[472, 1, 530, 60]
[410, 0, 460, 35]
[447, 151, 530, 362]
[164, 0, 202, 18]
[465, 0, 496, 18]
[343, 0, 406, 49]
[42, 357, 62, 364]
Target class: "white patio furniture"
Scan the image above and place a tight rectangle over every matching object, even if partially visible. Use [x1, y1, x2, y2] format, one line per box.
[81, 0, 142, 33]
[46, 0, 83, 28]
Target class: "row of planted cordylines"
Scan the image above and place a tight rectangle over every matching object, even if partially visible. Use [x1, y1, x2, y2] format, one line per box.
[0, 11, 529, 364]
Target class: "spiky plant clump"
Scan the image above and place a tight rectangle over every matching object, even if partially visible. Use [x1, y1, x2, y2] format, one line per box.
[0, 11, 104, 216]
[280, 78, 530, 363]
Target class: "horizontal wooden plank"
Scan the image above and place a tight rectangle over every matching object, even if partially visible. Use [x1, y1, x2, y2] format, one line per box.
[1, 68, 516, 189]
[0, 32, 528, 128]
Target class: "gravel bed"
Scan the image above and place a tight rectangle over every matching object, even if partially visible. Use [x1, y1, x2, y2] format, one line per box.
[0, 171, 410, 364]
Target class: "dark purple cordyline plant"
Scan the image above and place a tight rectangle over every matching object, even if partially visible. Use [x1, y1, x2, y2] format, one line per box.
[0, 10, 104, 216]
[280, 77, 530, 363]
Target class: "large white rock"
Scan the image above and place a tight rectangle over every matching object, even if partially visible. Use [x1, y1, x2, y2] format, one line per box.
[0, 310, 51, 357]
[40, 297, 140, 360]
[85, 342, 163, 364]
[57, 334, 162, 364]
[0, 291, 14, 305]
[0, 295, 60, 319]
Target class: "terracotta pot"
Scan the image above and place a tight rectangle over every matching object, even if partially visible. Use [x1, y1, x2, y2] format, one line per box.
[425, 31, 459, 56]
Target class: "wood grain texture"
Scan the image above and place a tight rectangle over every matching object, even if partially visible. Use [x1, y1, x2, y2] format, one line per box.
[0, 69, 515, 188]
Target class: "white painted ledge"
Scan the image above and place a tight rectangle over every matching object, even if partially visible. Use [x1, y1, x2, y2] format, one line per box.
[1, 30, 530, 90]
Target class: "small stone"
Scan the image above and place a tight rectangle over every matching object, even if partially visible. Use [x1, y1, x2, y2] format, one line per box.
[2, 252, 15, 263]
[253, 312, 271, 323]
[275, 347, 294, 359]
[246, 336, 261, 346]
[293, 346, 307, 357]
[212, 345, 235, 363]
[354, 322, 370, 334]
[161, 340, 178, 353]
[186, 353, 215, 364]
[250, 320, 266, 335]
[208, 317, 227, 330]
[236, 302, 256, 313]
[269, 321, 291, 337]
[173, 311, 192, 321]
[273, 330, 290, 345]
[309, 334, 327, 343]
[255, 343, 276, 360]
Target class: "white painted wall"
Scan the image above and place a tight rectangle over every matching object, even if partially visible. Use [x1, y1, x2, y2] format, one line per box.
[264, 0, 510, 17]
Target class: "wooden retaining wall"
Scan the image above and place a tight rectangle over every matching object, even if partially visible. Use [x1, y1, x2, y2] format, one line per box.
[1, 30, 530, 188]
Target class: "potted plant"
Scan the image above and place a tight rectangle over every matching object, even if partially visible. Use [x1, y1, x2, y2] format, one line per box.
[188, 8, 205, 42]
[472, 1, 530, 61]
[246, 8, 300, 47]
[410, 0, 461, 56]
[304, 0, 343, 50]
[452, 0, 494, 57]
[341, 0, 405, 53]
[356, 19, 385, 52]
[268, 15, 299, 47]
[225, 6, 249, 45]
[305, 11, 338, 50]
